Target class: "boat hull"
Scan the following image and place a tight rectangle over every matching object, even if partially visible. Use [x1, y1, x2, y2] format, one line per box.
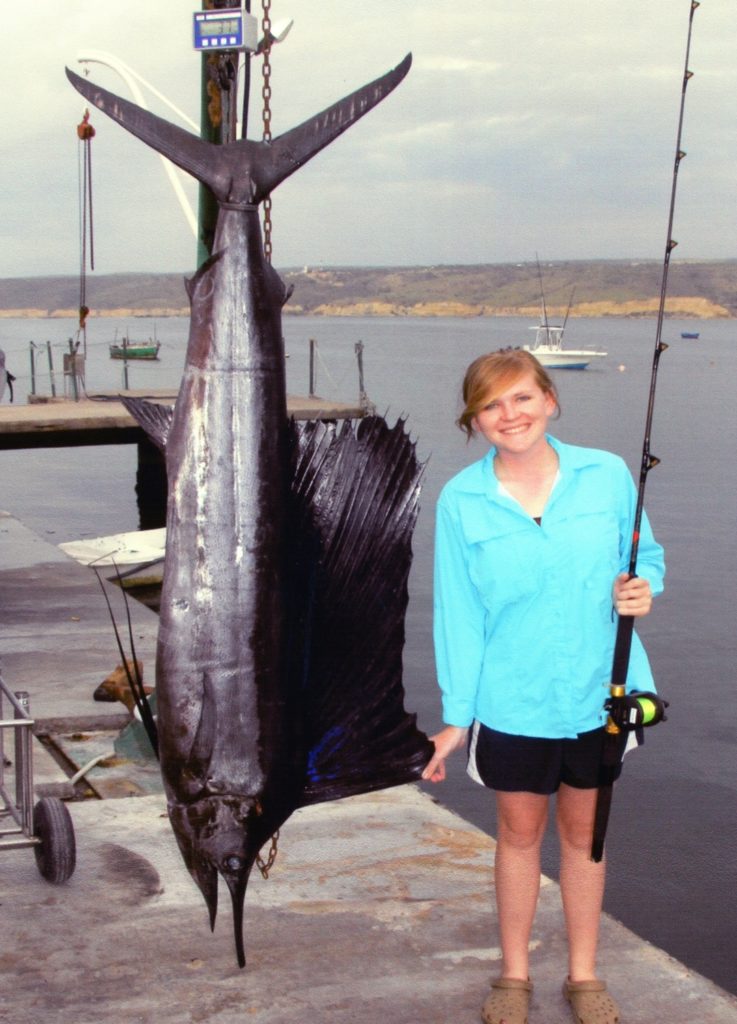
[110, 344, 160, 360]
[524, 346, 607, 370]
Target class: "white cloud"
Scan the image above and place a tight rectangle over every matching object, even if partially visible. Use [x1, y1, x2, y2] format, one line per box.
[0, 0, 733, 276]
[416, 57, 502, 74]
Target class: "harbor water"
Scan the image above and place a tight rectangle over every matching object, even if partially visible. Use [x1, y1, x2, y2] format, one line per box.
[1, 313, 736, 995]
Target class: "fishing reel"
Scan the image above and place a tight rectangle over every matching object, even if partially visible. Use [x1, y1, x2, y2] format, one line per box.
[604, 689, 669, 731]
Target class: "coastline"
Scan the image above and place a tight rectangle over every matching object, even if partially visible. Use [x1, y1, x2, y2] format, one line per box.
[0, 295, 730, 320]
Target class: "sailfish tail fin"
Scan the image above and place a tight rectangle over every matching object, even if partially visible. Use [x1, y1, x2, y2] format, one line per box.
[65, 54, 411, 206]
[258, 53, 412, 200]
[65, 67, 217, 189]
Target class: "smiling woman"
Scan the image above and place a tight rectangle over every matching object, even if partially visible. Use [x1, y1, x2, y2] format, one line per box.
[423, 346, 664, 1024]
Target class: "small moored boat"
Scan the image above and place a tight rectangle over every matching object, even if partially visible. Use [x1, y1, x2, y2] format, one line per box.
[524, 322, 607, 370]
[680, 331, 700, 339]
[109, 337, 161, 360]
[523, 261, 606, 370]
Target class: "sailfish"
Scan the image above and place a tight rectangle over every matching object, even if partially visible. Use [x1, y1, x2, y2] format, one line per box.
[66, 56, 433, 968]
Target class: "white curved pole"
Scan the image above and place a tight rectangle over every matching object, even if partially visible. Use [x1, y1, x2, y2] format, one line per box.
[76, 50, 198, 238]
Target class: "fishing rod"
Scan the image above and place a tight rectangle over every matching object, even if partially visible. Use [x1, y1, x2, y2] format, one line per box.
[591, 0, 699, 863]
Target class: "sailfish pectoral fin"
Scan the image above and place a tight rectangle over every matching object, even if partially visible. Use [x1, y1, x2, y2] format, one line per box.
[66, 55, 412, 206]
[120, 395, 174, 454]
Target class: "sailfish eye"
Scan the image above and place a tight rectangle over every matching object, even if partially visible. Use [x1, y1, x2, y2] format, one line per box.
[224, 855, 244, 871]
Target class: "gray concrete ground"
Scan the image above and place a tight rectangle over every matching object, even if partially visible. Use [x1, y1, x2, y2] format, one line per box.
[0, 510, 158, 731]
[2, 510, 737, 1024]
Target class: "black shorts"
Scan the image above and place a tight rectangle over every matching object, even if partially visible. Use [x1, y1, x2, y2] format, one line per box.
[468, 722, 622, 795]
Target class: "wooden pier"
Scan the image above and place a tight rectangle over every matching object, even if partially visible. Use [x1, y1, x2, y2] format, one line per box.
[0, 389, 368, 451]
[0, 389, 368, 528]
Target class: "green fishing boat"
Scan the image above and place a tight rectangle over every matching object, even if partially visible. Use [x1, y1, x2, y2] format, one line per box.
[109, 336, 161, 360]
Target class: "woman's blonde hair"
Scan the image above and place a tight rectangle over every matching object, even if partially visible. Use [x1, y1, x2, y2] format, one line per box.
[457, 348, 560, 439]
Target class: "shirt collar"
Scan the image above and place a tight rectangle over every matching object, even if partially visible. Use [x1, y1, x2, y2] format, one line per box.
[457, 436, 599, 500]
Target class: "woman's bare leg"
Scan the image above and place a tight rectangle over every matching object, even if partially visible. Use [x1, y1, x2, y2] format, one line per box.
[494, 791, 549, 979]
[556, 784, 606, 981]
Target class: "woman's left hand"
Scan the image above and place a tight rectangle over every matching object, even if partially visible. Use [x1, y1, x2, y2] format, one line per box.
[421, 725, 469, 783]
[613, 573, 653, 617]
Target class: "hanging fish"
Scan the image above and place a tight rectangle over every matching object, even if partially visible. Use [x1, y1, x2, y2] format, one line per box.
[65, 56, 432, 968]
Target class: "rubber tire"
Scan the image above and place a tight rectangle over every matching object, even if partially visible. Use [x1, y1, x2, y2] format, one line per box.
[33, 796, 76, 883]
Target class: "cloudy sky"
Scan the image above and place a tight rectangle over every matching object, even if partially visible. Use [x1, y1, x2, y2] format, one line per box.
[1, 0, 733, 277]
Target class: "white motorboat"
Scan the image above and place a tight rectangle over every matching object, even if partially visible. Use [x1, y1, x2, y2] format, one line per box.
[522, 259, 607, 370]
[524, 322, 607, 370]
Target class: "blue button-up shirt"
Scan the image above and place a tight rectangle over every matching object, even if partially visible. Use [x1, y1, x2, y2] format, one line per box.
[433, 436, 665, 738]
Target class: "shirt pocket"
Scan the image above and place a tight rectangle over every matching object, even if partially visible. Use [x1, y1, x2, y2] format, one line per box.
[461, 515, 543, 609]
[554, 506, 622, 615]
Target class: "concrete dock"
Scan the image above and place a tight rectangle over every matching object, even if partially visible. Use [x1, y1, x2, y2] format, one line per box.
[2, 512, 737, 1024]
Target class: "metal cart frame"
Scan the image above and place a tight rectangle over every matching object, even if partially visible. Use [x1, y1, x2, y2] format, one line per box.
[0, 671, 76, 882]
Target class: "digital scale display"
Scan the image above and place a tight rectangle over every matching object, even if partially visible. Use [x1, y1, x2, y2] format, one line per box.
[200, 17, 239, 38]
[193, 7, 258, 52]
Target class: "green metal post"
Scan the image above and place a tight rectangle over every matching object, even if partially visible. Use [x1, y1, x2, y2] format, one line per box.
[197, 1, 252, 266]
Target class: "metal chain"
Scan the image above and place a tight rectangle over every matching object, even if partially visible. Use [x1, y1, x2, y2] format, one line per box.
[256, 829, 279, 879]
[261, 0, 273, 262]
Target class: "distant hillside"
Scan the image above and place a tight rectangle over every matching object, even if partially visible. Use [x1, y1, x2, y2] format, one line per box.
[283, 260, 737, 318]
[0, 273, 189, 318]
[1, 260, 735, 318]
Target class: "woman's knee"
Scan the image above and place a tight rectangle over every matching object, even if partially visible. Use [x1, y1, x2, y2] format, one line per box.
[556, 785, 598, 852]
[496, 792, 548, 850]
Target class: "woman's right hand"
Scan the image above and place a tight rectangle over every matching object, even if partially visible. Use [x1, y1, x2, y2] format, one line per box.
[421, 725, 469, 783]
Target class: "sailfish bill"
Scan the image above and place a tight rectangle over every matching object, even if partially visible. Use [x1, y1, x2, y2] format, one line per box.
[66, 54, 433, 969]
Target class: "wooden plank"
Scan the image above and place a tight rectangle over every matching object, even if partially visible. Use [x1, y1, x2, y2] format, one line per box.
[0, 390, 367, 450]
